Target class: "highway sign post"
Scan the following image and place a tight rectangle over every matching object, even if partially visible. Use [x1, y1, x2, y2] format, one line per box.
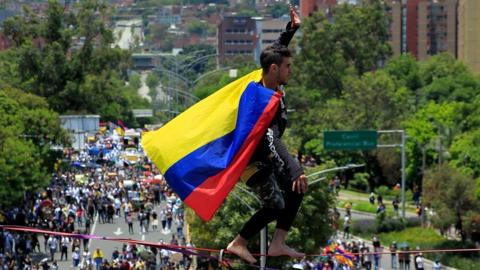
[324, 130, 378, 150]
[323, 130, 407, 218]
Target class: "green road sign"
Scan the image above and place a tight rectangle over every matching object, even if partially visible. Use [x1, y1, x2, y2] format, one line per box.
[324, 130, 378, 150]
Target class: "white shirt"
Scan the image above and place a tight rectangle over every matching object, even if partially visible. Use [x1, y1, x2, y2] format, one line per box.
[72, 251, 80, 260]
[48, 237, 57, 249]
[415, 256, 424, 268]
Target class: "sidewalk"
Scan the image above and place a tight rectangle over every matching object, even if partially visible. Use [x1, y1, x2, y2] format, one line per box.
[345, 234, 458, 270]
[339, 190, 417, 214]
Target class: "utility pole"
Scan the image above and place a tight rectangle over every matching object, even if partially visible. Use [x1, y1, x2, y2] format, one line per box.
[378, 130, 407, 218]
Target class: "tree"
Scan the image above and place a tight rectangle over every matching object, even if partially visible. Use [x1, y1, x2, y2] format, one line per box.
[384, 54, 422, 106]
[129, 72, 142, 90]
[287, 1, 394, 180]
[403, 102, 461, 186]
[293, 0, 391, 100]
[1, 0, 149, 127]
[423, 164, 478, 241]
[0, 87, 69, 206]
[236, 0, 259, 16]
[186, 19, 213, 36]
[449, 130, 480, 178]
[266, 4, 289, 18]
[146, 73, 160, 100]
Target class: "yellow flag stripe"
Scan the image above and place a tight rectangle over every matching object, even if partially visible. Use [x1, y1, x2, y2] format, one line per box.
[142, 69, 263, 172]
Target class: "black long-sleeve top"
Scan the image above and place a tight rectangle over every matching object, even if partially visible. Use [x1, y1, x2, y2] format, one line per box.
[249, 22, 304, 184]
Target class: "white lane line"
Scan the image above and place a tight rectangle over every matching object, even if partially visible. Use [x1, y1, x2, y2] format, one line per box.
[89, 213, 99, 248]
[80, 213, 98, 267]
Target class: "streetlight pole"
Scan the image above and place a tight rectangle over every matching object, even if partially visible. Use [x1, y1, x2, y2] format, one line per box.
[401, 130, 406, 218]
[378, 130, 407, 218]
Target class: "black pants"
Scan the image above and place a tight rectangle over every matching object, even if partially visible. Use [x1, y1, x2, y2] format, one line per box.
[239, 172, 303, 240]
[60, 247, 68, 260]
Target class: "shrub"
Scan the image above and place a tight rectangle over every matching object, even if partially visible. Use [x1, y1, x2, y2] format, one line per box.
[350, 172, 369, 191]
[374, 185, 414, 202]
[405, 217, 421, 228]
[376, 217, 406, 233]
[351, 219, 376, 235]
[375, 185, 390, 196]
[427, 240, 479, 270]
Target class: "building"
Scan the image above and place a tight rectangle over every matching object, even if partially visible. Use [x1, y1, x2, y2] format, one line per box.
[458, 0, 480, 74]
[301, 0, 459, 61]
[247, 16, 290, 63]
[386, 0, 403, 57]
[300, 0, 338, 17]
[259, 16, 290, 50]
[218, 16, 257, 64]
[404, 0, 457, 60]
[60, 115, 100, 150]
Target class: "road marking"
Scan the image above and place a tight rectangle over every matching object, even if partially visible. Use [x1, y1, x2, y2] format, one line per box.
[89, 213, 99, 248]
[113, 227, 123, 236]
[80, 213, 98, 268]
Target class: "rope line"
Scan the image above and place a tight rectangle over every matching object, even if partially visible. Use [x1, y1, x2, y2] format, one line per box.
[1, 225, 479, 259]
[0, 225, 277, 270]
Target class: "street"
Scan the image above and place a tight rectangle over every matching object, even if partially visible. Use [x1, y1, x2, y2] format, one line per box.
[52, 200, 182, 269]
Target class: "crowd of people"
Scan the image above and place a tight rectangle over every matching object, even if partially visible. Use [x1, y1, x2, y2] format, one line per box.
[287, 236, 440, 270]
[0, 127, 192, 270]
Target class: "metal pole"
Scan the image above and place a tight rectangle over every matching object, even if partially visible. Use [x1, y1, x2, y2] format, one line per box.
[260, 227, 267, 270]
[232, 190, 266, 269]
[401, 130, 406, 218]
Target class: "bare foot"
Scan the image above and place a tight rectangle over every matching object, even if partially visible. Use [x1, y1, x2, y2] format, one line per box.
[227, 241, 257, 264]
[268, 243, 305, 258]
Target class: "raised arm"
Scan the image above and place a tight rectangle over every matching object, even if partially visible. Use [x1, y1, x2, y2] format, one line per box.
[273, 5, 301, 47]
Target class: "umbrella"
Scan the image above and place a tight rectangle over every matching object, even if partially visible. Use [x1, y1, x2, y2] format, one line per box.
[40, 199, 53, 208]
[86, 162, 101, 168]
[72, 161, 82, 168]
[89, 147, 100, 156]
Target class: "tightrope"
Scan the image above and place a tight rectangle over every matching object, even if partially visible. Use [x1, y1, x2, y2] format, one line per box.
[0, 225, 277, 270]
[1, 225, 479, 262]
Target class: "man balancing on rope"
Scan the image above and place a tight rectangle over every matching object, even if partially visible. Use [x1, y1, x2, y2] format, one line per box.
[226, 5, 308, 264]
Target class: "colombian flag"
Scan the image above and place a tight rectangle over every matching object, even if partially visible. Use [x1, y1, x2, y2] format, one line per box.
[334, 246, 354, 267]
[142, 69, 281, 221]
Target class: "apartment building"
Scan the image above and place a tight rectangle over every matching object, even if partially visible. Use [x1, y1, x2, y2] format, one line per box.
[218, 16, 257, 64]
[458, 0, 480, 74]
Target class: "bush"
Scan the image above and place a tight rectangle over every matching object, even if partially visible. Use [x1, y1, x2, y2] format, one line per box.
[350, 172, 369, 191]
[376, 217, 406, 233]
[374, 185, 414, 202]
[375, 185, 390, 196]
[351, 219, 376, 235]
[405, 217, 421, 227]
[377, 227, 445, 248]
[427, 240, 480, 270]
